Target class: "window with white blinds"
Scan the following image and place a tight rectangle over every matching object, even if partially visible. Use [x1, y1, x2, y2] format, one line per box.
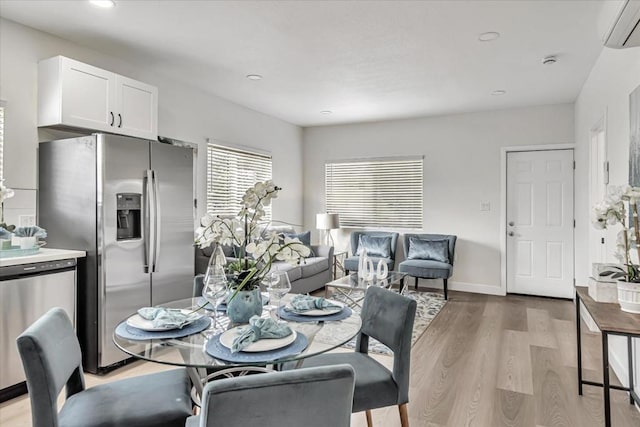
[0, 104, 4, 180]
[325, 157, 423, 229]
[206, 143, 273, 219]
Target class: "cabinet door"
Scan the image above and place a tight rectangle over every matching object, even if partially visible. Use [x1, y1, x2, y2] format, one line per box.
[61, 58, 116, 132]
[114, 75, 158, 140]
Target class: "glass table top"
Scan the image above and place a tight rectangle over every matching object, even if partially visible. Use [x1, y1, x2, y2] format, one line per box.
[113, 294, 362, 369]
[326, 271, 407, 290]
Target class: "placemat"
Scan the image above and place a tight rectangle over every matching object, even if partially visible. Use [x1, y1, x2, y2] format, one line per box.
[277, 306, 353, 322]
[205, 331, 308, 363]
[115, 316, 211, 340]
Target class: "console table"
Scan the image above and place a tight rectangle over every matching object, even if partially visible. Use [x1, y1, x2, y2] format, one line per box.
[575, 287, 640, 427]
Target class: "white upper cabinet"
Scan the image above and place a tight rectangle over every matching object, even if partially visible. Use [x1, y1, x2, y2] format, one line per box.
[114, 75, 158, 139]
[38, 56, 158, 140]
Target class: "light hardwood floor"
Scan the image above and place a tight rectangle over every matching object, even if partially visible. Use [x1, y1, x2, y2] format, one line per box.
[2, 290, 640, 426]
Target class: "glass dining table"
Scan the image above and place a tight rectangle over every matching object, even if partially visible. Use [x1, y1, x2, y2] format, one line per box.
[113, 293, 362, 398]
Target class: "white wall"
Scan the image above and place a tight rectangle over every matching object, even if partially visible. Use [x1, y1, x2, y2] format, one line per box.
[0, 18, 303, 227]
[575, 45, 640, 401]
[303, 104, 574, 294]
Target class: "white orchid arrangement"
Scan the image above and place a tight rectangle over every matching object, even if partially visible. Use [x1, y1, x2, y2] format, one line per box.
[0, 179, 15, 231]
[195, 180, 310, 293]
[592, 185, 640, 282]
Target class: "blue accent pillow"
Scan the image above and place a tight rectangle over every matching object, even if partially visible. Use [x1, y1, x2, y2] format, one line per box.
[407, 237, 450, 263]
[282, 231, 315, 257]
[356, 235, 392, 258]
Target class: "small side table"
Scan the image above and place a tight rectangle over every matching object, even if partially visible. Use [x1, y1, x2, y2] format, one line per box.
[575, 287, 640, 427]
[325, 272, 407, 309]
[333, 251, 347, 279]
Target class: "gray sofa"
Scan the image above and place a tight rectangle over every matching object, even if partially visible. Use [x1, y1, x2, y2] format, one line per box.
[195, 244, 334, 295]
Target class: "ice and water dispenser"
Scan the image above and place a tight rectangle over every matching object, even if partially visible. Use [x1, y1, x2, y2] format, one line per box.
[116, 193, 141, 240]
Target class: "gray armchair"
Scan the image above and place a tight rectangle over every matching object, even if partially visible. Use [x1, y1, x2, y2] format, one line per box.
[344, 231, 399, 273]
[398, 233, 457, 300]
[186, 365, 355, 427]
[16, 308, 193, 427]
[301, 286, 417, 427]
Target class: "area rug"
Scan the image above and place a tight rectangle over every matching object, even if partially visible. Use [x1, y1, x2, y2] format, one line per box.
[318, 290, 446, 356]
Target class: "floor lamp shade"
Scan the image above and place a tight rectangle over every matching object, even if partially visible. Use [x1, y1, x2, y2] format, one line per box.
[316, 213, 340, 230]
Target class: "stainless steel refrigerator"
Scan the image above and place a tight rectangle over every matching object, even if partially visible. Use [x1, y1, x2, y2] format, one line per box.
[39, 133, 195, 372]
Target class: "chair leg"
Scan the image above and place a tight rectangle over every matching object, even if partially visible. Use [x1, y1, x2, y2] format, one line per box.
[398, 404, 409, 427]
[414, 276, 418, 290]
[443, 278, 448, 300]
[366, 410, 373, 427]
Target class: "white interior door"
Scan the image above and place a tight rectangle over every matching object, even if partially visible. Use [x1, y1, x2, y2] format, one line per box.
[506, 149, 574, 298]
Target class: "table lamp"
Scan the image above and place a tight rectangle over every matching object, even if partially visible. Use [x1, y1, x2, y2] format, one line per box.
[316, 213, 340, 247]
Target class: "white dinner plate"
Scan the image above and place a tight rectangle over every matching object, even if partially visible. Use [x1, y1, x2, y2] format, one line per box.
[126, 309, 202, 332]
[219, 326, 297, 352]
[288, 299, 345, 316]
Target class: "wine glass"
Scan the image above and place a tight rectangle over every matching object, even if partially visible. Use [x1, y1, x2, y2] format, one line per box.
[266, 271, 291, 322]
[202, 248, 228, 330]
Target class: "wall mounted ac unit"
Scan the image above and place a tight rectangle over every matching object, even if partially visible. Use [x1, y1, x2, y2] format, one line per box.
[604, 0, 640, 48]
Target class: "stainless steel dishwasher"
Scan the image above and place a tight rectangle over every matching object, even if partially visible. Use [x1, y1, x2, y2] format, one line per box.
[0, 259, 77, 402]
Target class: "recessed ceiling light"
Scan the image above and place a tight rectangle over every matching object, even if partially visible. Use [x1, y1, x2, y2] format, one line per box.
[542, 55, 557, 65]
[246, 74, 263, 81]
[89, 0, 116, 8]
[320, 110, 332, 115]
[478, 32, 500, 42]
[491, 90, 507, 96]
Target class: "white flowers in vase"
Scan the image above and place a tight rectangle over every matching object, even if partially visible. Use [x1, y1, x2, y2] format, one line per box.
[195, 180, 310, 294]
[592, 185, 640, 282]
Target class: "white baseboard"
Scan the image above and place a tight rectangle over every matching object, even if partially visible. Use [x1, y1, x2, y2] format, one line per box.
[609, 350, 629, 388]
[450, 280, 505, 296]
[579, 302, 600, 333]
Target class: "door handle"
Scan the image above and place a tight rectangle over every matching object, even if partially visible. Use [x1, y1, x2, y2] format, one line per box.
[143, 170, 154, 273]
[118, 114, 122, 128]
[151, 171, 161, 273]
[109, 112, 114, 126]
[508, 221, 515, 227]
[508, 231, 515, 236]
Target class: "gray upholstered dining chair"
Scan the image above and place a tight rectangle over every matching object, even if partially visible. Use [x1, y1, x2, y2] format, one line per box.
[185, 364, 355, 427]
[398, 233, 457, 300]
[344, 231, 400, 273]
[300, 286, 417, 427]
[16, 307, 193, 427]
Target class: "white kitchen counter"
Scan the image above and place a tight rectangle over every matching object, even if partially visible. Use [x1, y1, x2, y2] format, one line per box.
[0, 248, 86, 267]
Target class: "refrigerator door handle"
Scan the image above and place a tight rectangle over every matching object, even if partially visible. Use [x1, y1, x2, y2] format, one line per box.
[151, 171, 161, 273]
[143, 170, 155, 273]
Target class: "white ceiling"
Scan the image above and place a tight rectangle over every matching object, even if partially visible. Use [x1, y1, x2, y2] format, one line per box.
[0, 0, 606, 127]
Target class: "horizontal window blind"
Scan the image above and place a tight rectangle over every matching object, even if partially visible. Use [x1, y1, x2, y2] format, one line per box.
[207, 143, 272, 219]
[326, 157, 423, 229]
[0, 105, 4, 180]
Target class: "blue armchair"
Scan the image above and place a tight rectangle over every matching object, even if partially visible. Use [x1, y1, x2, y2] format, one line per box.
[398, 233, 457, 300]
[344, 231, 399, 273]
